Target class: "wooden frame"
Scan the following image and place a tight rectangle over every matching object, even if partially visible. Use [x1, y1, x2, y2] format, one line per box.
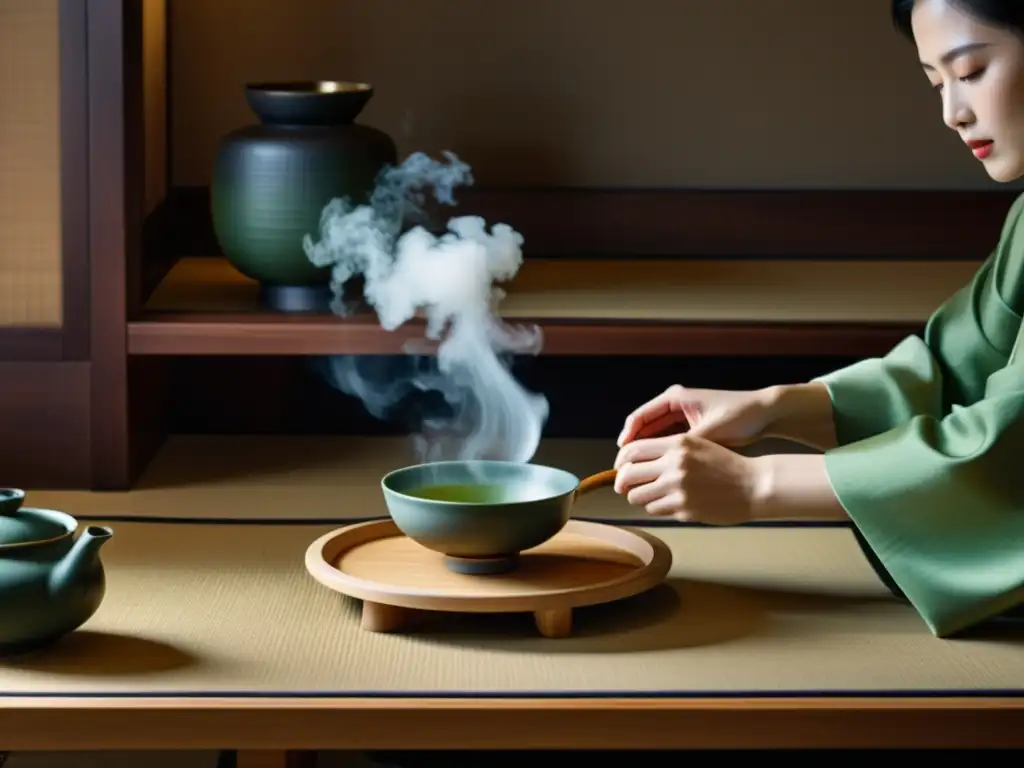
[85, 0, 168, 490]
[126, 316, 919, 358]
[3, 697, 1024, 751]
[87, 0, 137, 489]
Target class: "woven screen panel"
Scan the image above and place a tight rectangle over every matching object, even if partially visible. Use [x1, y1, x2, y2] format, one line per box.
[0, 0, 62, 327]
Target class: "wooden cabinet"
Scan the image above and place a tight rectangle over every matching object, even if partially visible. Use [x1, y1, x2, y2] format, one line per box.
[1, 0, 1016, 490]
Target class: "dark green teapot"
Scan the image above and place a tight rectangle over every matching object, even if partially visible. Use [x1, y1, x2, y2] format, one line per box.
[0, 489, 112, 656]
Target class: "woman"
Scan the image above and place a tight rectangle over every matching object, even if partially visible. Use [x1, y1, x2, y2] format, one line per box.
[613, 0, 1024, 639]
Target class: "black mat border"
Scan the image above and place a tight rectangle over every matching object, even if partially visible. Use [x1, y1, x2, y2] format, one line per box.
[72, 515, 853, 529]
[0, 689, 1020, 698]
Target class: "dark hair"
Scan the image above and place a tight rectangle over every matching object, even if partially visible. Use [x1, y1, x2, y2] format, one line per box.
[892, 0, 1024, 40]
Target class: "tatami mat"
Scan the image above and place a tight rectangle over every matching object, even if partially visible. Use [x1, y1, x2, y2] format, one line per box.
[27, 436, 813, 524]
[1, 520, 1021, 697]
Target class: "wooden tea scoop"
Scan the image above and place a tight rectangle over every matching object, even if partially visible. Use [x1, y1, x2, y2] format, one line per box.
[578, 468, 617, 494]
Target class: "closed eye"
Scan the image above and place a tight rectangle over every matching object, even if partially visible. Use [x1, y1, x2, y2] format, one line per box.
[932, 67, 986, 92]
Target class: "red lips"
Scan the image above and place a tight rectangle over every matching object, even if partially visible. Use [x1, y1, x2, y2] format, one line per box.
[966, 139, 994, 159]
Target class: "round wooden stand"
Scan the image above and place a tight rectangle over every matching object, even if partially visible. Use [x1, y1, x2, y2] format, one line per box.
[304, 518, 673, 638]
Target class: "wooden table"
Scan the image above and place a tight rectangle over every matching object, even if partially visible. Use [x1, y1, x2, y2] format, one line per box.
[4, 695, 1024, 763]
[5, 442, 1024, 762]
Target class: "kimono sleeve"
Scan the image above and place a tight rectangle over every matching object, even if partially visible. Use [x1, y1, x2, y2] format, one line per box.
[823, 378, 1024, 637]
[817, 194, 1024, 638]
[815, 191, 1024, 445]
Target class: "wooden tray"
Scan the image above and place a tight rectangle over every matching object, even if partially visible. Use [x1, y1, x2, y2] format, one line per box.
[304, 518, 673, 638]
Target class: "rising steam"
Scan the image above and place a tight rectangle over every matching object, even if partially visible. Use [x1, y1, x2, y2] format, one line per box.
[302, 151, 549, 464]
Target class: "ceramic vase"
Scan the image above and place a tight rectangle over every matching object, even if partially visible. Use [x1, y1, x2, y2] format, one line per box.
[210, 81, 398, 312]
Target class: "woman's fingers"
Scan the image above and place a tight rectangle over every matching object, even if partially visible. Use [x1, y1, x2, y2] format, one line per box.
[627, 411, 685, 442]
[626, 473, 679, 509]
[617, 386, 688, 447]
[614, 433, 683, 469]
[613, 455, 666, 494]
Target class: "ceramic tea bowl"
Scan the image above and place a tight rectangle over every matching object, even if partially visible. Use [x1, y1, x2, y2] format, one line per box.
[380, 460, 614, 575]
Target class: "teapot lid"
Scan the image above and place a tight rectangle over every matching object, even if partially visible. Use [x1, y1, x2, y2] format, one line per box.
[0, 489, 70, 547]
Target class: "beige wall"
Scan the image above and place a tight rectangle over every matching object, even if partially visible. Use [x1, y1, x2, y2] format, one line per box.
[170, 0, 1024, 191]
[0, 0, 62, 326]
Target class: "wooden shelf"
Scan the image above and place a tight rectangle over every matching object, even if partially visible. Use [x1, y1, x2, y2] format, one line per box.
[126, 256, 980, 356]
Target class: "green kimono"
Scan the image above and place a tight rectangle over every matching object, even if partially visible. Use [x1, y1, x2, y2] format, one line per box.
[816, 192, 1024, 638]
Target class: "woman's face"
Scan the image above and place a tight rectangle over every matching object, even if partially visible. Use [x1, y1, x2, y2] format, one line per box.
[912, 0, 1024, 181]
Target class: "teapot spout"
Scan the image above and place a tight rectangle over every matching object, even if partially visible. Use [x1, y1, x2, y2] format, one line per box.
[50, 525, 113, 594]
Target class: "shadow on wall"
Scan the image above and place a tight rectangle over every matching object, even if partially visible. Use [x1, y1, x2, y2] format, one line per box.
[169, 0, 1018, 191]
[423, 85, 580, 189]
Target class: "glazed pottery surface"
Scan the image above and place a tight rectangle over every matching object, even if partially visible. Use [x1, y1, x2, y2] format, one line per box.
[211, 81, 398, 312]
[381, 461, 588, 574]
[0, 489, 113, 655]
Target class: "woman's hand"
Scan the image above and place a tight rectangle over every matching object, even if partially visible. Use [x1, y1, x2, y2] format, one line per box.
[617, 382, 839, 453]
[616, 384, 777, 449]
[612, 432, 763, 524]
[614, 434, 850, 524]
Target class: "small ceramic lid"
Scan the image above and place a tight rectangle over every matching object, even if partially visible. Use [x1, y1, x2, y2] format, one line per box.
[0, 489, 67, 546]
